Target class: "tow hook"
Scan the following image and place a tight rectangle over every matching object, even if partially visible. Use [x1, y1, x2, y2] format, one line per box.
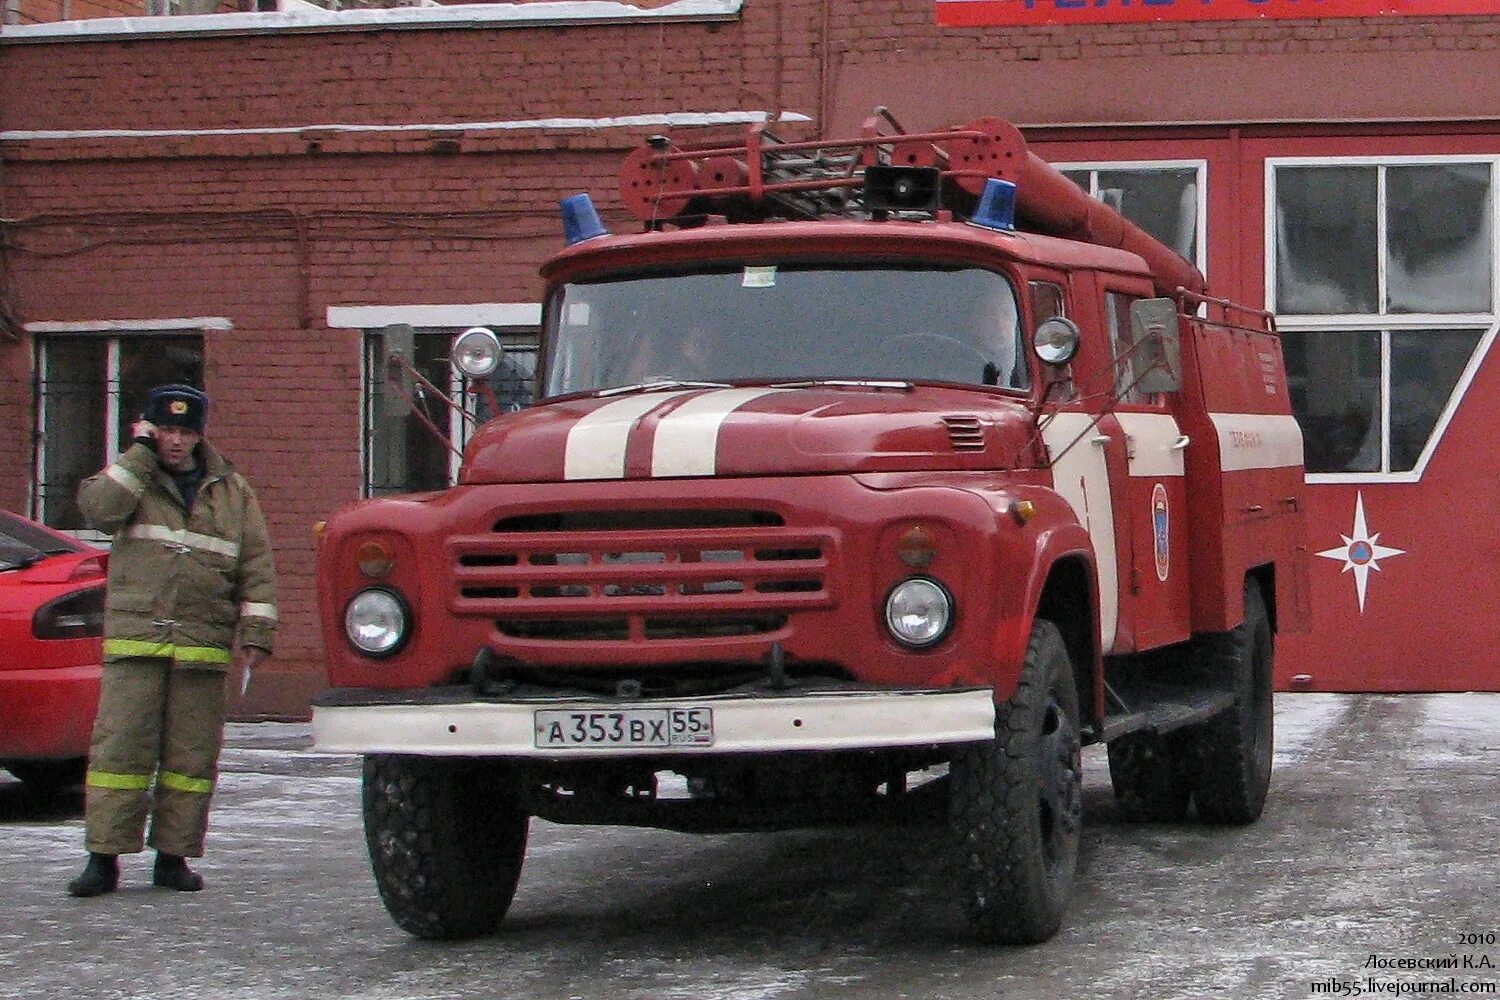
[470, 647, 517, 696]
[766, 641, 789, 691]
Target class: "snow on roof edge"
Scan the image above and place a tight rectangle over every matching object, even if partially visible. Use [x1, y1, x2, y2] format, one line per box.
[0, 0, 742, 44]
[2, 109, 813, 142]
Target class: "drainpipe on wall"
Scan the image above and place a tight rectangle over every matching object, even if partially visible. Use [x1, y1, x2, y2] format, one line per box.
[772, 0, 784, 124]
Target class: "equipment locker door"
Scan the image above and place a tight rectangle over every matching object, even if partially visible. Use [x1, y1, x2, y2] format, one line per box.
[1102, 287, 1193, 651]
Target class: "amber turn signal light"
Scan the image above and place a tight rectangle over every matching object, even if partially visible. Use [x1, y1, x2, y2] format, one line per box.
[356, 539, 396, 578]
[896, 526, 938, 569]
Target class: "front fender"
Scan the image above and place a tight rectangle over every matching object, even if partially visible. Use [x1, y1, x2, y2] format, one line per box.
[978, 486, 1099, 707]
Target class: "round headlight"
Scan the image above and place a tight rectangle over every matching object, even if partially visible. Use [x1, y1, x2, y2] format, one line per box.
[884, 577, 954, 648]
[344, 588, 409, 657]
[451, 327, 503, 379]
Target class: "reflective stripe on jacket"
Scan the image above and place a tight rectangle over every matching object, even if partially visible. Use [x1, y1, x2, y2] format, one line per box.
[78, 440, 277, 667]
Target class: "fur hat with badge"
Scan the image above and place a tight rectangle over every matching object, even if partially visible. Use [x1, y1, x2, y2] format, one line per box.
[143, 384, 209, 434]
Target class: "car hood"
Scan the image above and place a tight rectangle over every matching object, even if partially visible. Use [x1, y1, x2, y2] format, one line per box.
[461, 384, 1039, 484]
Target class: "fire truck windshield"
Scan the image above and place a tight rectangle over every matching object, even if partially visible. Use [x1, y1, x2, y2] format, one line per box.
[543, 263, 1026, 397]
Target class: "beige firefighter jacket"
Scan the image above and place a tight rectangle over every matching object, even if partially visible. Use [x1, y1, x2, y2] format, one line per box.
[78, 440, 277, 668]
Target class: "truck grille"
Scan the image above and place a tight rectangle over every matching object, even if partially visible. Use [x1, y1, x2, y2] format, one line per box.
[448, 509, 835, 643]
[498, 615, 788, 641]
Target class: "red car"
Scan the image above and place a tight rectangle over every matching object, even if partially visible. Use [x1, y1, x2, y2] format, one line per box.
[0, 510, 106, 794]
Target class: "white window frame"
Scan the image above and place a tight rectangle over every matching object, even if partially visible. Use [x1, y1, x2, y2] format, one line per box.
[1265, 155, 1500, 484]
[329, 303, 540, 496]
[1054, 159, 1209, 276]
[2, 0, 743, 43]
[27, 317, 226, 538]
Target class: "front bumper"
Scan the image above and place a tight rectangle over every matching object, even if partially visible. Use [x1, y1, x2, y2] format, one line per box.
[312, 684, 995, 757]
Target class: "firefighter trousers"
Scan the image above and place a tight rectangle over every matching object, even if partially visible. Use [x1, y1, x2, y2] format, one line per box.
[83, 657, 228, 858]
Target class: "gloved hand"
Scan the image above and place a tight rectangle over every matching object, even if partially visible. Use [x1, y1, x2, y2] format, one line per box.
[131, 418, 157, 447]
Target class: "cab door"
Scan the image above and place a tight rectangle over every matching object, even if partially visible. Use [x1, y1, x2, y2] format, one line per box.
[1033, 272, 1135, 655]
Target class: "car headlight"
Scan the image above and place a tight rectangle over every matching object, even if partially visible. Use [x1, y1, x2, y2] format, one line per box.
[344, 588, 410, 657]
[884, 577, 954, 648]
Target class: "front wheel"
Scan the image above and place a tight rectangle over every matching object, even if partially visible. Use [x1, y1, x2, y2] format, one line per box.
[362, 755, 529, 940]
[1185, 581, 1275, 824]
[949, 617, 1083, 945]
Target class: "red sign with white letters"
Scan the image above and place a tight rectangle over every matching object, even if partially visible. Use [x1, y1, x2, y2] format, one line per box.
[936, 0, 1496, 26]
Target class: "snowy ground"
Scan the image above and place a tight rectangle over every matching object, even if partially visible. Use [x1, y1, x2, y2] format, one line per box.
[1, 693, 1496, 1000]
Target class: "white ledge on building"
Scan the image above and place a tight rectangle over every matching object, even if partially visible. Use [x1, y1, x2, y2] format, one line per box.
[0, 0, 742, 44]
[327, 302, 541, 330]
[2, 110, 812, 144]
[25, 317, 234, 333]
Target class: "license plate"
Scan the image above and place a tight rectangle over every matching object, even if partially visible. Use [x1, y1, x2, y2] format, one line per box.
[533, 707, 714, 749]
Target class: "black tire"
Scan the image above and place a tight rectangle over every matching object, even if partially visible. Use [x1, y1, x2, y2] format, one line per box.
[362, 754, 529, 940]
[949, 618, 1083, 945]
[1186, 581, 1274, 825]
[1107, 733, 1191, 823]
[3, 757, 87, 795]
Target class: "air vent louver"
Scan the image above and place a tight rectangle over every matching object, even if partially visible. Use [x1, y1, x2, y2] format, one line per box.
[942, 415, 985, 451]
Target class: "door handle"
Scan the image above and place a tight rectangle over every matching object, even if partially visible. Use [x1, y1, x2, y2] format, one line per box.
[1171, 435, 1191, 451]
[1090, 435, 1112, 446]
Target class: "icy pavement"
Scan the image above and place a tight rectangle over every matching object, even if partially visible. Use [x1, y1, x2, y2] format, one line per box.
[1, 694, 1496, 1000]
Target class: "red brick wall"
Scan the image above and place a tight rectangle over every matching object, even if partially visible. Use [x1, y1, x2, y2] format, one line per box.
[1, 13, 818, 132]
[3, 1, 1497, 713]
[823, 3, 1500, 132]
[13, 0, 143, 25]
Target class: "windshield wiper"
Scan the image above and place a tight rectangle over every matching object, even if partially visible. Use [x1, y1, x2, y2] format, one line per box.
[596, 380, 732, 397]
[767, 379, 914, 390]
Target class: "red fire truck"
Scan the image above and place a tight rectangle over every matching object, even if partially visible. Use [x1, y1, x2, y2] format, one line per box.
[312, 111, 1310, 944]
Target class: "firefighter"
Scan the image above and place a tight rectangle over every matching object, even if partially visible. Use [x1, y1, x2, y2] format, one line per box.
[65, 384, 277, 897]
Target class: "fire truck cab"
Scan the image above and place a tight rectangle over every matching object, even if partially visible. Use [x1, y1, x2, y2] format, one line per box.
[312, 113, 1309, 945]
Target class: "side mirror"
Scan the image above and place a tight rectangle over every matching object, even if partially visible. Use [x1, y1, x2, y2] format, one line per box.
[380, 323, 416, 416]
[1129, 298, 1183, 394]
[1033, 316, 1081, 366]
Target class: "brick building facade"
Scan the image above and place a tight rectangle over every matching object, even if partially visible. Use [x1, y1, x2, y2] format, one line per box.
[6, 0, 139, 26]
[3, 0, 1498, 715]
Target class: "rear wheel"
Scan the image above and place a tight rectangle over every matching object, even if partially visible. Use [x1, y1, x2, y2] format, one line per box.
[1107, 733, 1191, 822]
[1186, 581, 1274, 824]
[362, 754, 529, 940]
[949, 618, 1082, 945]
[2, 757, 86, 796]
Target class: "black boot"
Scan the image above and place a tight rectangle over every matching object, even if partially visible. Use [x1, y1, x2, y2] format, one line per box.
[152, 852, 204, 892]
[66, 853, 119, 898]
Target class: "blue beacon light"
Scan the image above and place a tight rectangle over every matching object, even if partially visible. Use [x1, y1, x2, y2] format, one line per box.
[969, 178, 1017, 232]
[560, 193, 611, 246]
